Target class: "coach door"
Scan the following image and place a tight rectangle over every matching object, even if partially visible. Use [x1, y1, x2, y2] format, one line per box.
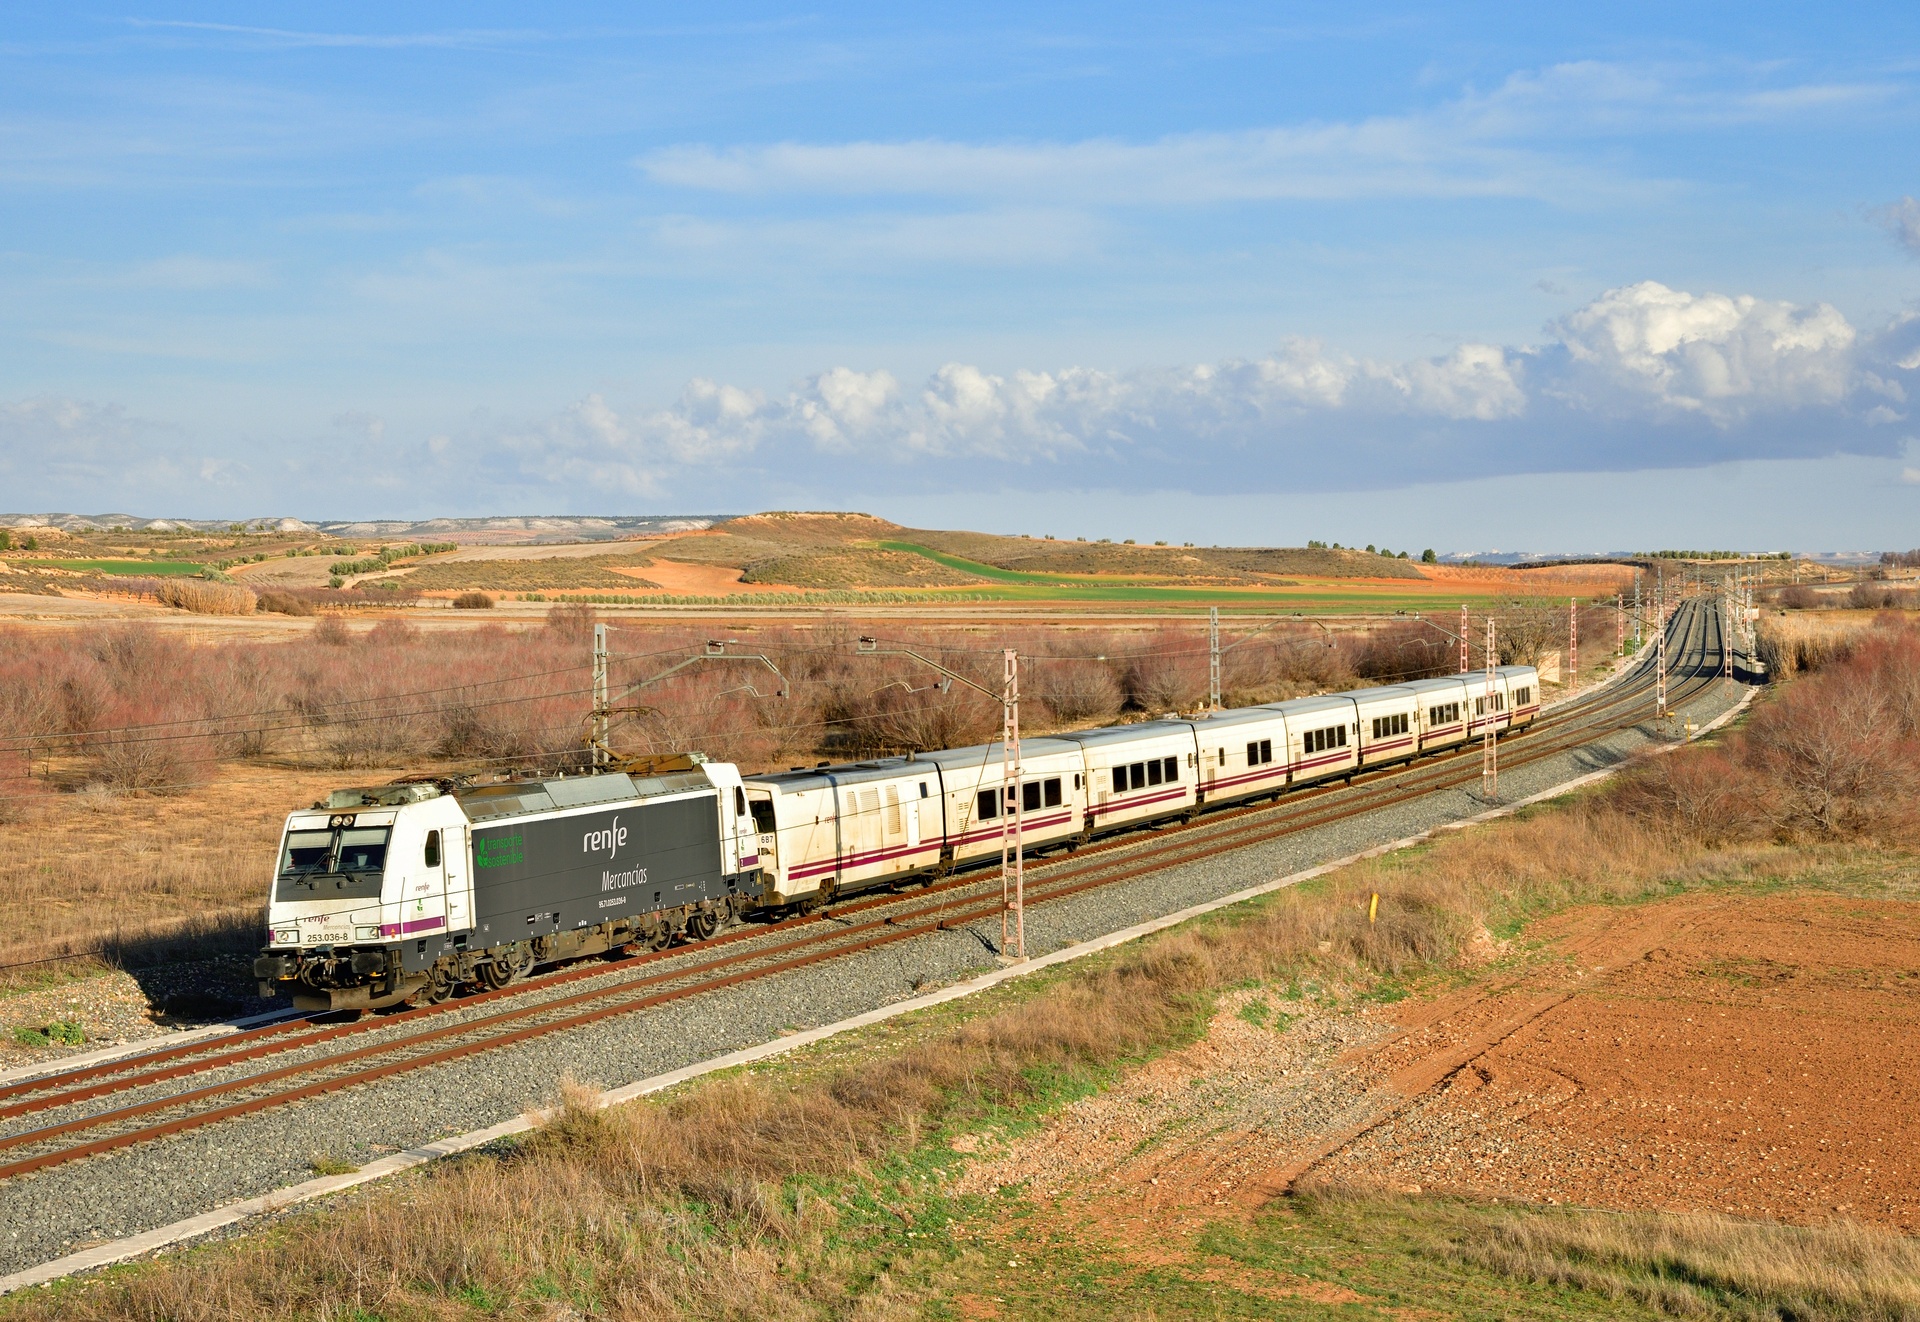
[441, 826, 471, 936]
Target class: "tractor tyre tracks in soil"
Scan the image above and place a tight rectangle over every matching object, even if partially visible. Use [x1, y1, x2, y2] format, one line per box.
[956, 888, 1920, 1281]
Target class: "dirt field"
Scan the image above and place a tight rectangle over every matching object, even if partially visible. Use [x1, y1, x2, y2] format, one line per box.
[953, 886, 1920, 1266]
[1322, 891, 1920, 1228]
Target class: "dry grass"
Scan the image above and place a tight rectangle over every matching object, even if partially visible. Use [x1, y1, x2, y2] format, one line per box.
[1758, 611, 1883, 676]
[154, 580, 257, 616]
[1301, 1179, 1920, 1320]
[0, 764, 408, 975]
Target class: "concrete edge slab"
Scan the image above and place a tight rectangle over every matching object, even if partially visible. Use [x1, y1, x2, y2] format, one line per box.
[0, 680, 1755, 1296]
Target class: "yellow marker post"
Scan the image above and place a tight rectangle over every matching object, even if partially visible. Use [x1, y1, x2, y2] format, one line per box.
[1368, 892, 1379, 924]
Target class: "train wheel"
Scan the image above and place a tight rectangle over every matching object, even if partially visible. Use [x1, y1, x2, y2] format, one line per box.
[685, 909, 718, 942]
[412, 963, 455, 1006]
[475, 960, 510, 992]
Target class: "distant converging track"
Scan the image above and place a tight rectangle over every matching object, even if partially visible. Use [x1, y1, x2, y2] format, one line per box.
[0, 601, 1736, 1183]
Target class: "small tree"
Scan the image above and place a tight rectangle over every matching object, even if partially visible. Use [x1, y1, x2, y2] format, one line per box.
[1421, 548, 1437, 563]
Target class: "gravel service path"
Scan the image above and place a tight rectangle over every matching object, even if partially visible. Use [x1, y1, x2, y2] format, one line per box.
[0, 666, 1748, 1277]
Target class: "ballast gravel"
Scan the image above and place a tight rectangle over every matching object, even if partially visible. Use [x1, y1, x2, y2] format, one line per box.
[0, 674, 1750, 1275]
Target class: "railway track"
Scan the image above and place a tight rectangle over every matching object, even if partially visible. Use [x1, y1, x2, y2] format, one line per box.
[0, 600, 1735, 1182]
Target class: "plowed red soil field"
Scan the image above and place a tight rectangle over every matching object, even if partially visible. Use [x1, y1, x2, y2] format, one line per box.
[1321, 891, 1920, 1228]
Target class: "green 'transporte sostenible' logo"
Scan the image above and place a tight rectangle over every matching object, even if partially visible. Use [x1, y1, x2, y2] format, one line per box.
[475, 834, 524, 869]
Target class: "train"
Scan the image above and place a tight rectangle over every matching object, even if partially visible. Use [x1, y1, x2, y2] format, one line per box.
[255, 665, 1539, 1011]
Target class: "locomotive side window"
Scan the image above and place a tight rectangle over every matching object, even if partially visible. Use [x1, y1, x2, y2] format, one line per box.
[734, 787, 747, 815]
[749, 799, 777, 834]
[423, 830, 441, 869]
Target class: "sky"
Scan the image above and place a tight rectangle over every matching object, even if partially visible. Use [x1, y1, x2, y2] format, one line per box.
[2, 2, 1918, 552]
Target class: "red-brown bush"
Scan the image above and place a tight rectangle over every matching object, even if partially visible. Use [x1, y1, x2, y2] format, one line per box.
[1626, 615, 1920, 841]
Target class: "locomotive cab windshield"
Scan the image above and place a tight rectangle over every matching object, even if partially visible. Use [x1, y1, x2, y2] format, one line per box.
[273, 823, 391, 902]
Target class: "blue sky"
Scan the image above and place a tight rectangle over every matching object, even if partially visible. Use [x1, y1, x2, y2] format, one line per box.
[2, 2, 1918, 550]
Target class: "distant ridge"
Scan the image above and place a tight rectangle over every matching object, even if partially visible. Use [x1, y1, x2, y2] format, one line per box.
[0, 514, 736, 544]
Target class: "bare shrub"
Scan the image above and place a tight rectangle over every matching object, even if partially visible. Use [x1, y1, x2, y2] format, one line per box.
[365, 617, 419, 647]
[86, 706, 212, 792]
[256, 590, 313, 616]
[1030, 656, 1123, 724]
[1344, 622, 1453, 684]
[311, 615, 352, 646]
[1742, 657, 1918, 838]
[156, 579, 256, 615]
[451, 591, 494, 609]
[1125, 635, 1205, 712]
[543, 601, 595, 640]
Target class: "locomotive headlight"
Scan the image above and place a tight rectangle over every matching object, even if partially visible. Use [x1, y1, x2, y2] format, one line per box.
[354, 925, 380, 941]
[273, 928, 301, 946]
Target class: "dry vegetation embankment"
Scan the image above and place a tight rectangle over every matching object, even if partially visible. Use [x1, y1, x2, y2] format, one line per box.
[13, 617, 1918, 1321]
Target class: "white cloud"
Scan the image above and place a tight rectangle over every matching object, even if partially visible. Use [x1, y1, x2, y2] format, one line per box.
[464, 281, 1909, 499]
[641, 124, 1601, 206]
[638, 61, 1885, 208]
[0, 396, 213, 507]
[1548, 281, 1857, 422]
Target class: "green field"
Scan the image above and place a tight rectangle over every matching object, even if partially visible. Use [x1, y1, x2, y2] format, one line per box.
[36, 559, 209, 576]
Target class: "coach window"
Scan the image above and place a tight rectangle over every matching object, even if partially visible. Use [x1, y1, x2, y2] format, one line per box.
[1023, 782, 1042, 813]
[423, 830, 441, 868]
[1218, 748, 1227, 766]
[920, 782, 929, 797]
[977, 789, 999, 821]
[1043, 777, 1063, 807]
[1146, 759, 1163, 786]
[1163, 756, 1178, 781]
[1112, 767, 1126, 795]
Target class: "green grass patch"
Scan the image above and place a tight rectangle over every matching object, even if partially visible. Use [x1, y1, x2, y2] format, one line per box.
[36, 559, 207, 576]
